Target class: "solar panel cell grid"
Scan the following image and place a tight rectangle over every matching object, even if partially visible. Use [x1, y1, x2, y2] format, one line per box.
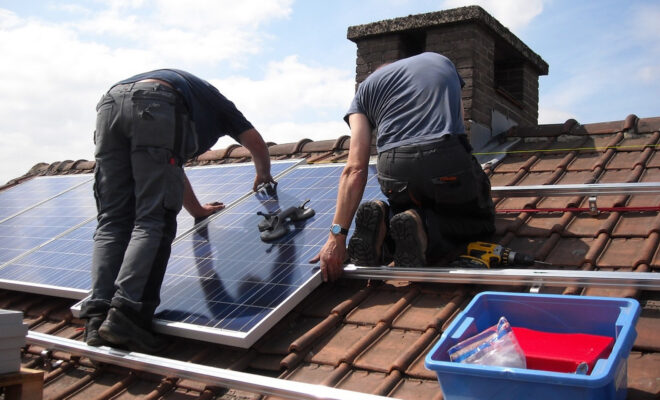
[0, 180, 95, 265]
[0, 161, 299, 298]
[176, 161, 299, 236]
[0, 175, 91, 221]
[155, 164, 385, 345]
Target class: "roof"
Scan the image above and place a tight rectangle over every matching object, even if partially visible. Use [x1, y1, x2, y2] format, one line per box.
[2, 114, 660, 399]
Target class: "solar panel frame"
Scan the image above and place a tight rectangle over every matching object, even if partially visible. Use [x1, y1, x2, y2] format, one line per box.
[149, 162, 385, 348]
[0, 160, 302, 299]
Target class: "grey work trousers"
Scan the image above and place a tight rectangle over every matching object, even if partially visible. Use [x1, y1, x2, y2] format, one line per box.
[377, 134, 495, 263]
[80, 81, 187, 327]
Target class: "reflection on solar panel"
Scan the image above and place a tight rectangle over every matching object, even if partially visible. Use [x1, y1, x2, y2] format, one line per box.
[0, 161, 300, 299]
[177, 161, 300, 236]
[0, 180, 95, 266]
[154, 163, 385, 348]
[0, 175, 91, 222]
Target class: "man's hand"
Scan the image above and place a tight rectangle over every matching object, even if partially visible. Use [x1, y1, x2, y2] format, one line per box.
[310, 235, 346, 282]
[191, 201, 225, 219]
[253, 173, 276, 192]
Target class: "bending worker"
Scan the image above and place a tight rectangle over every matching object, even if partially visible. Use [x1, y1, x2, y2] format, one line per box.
[80, 69, 274, 352]
[313, 52, 495, 282]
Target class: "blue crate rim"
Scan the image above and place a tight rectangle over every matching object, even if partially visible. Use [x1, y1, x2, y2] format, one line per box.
[424, 291, 640, 386]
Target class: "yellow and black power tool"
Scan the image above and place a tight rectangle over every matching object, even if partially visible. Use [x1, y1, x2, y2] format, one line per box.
[450, 241, 552, 268]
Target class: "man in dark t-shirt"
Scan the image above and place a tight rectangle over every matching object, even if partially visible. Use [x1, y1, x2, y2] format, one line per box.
[312, 53, 495, 282]
[80, 70, 274, 352]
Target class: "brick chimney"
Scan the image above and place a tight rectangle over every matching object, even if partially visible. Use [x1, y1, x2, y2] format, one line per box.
[347, 6, 549, 147]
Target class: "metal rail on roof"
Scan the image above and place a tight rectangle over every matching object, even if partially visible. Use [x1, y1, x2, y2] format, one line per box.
[343, 265, 660, 290]
[26, 331, 396, 400]
[491, 182, 660, 197]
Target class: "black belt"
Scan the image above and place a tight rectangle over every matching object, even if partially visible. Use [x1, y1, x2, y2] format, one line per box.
[391, 134, 465, 153]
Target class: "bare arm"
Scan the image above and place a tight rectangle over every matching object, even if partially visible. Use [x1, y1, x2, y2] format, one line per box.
[310, 113, 372, 282]
[237, 128, 274, 191]
[183, 173, 225, 218]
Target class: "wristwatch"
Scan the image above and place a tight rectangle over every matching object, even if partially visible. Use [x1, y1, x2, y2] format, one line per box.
[330, 223, 349, 236]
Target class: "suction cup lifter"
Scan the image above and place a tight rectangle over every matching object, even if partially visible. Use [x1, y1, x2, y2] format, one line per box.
[256, 181, 278, 196]
[257, 200, 315, 242]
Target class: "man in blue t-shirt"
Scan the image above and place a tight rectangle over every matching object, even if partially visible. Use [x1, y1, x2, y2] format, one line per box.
[312, 52, 495, 281]
[80, 70, 275, 352]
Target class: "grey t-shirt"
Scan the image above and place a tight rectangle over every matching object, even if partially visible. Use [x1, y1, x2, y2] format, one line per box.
[345, 52, 465, 153]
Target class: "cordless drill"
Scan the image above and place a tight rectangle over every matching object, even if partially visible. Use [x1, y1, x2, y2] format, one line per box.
[450, 241, 550, 268]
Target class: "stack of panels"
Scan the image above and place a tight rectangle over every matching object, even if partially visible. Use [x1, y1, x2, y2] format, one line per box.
[0, 161, 300, 299]
[154, 164, 385, 347]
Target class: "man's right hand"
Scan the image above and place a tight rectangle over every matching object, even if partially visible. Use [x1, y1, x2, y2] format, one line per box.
[309, 235, 347, 282]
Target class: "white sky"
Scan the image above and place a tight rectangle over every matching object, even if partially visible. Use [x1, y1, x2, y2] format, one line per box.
[0, 0, 658, 184]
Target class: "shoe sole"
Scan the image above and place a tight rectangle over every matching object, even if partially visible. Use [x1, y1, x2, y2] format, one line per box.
[98, 311, 167, 353]
[85, 333, 109, 347]
[348, 202, 386, 266]
[391, 212, 427, 268]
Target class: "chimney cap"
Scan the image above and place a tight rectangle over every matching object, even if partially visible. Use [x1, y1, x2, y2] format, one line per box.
[347, 5, 548, 75]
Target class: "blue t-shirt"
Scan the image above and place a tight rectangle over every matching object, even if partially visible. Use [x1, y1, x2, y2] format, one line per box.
[115, 69, 254, 158]
[345, 52, 466, 153]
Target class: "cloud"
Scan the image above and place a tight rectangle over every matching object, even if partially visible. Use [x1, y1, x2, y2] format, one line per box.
[0, 1, 295, 184]
[207, 55, 355, 149]
[441, 0, 544, 31]
[538, 107, 576, 125]
[211, 55, 355, 123]
[72, 0, 293, 67]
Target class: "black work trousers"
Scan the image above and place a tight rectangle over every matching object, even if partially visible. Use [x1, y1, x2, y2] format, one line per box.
[80, 81, 190, 328]
[377, 134, 495, 263]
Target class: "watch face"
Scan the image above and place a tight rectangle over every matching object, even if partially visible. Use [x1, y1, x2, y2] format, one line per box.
[331, 224, 341, 235]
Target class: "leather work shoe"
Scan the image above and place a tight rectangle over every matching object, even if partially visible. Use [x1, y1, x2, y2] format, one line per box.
[98, 308, 168, 354]
[84, 316, 109, 347]
[390, 209, 428, 268]
[348, 200, 389, 266]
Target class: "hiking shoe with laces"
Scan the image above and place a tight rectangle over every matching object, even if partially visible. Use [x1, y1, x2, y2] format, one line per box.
[84, 316, 108, 347]
[390, 209, 428, 268]
[98, 307, 168, 354]
[348, 200, 388, 266]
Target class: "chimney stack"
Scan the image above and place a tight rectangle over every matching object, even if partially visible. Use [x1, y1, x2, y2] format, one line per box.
[347, 6, 549, 146]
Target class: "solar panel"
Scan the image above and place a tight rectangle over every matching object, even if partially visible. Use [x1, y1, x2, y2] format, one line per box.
[0, 161, 301, 299]
[152, 163, 385, 348]
[0, 220, 96, 298]
[177, 160, 301, 236]
[0, 180, 96, 266]
[0, 175, 91, 223]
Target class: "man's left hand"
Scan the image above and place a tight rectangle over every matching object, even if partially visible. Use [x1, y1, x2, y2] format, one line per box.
[194, 201, 225, 219]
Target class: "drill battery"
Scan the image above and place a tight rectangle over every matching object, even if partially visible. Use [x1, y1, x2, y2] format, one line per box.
[449, 241, 540, 269]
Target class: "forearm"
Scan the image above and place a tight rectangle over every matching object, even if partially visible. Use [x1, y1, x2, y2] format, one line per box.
[182, 173, 204, 217]
[333, 165, 368, 230]
[239, 128, 271, 177]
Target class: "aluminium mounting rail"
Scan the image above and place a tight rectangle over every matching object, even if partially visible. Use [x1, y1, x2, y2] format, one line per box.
[491, 182, 660, 197]
[342, 265, 660, 291]
[26, 331, 396, 400]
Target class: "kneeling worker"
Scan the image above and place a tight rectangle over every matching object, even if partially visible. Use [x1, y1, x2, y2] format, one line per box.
[312, 52, 495, 282]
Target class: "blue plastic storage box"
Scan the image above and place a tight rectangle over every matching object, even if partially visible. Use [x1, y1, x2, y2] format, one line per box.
[424, 292, 640, 400]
